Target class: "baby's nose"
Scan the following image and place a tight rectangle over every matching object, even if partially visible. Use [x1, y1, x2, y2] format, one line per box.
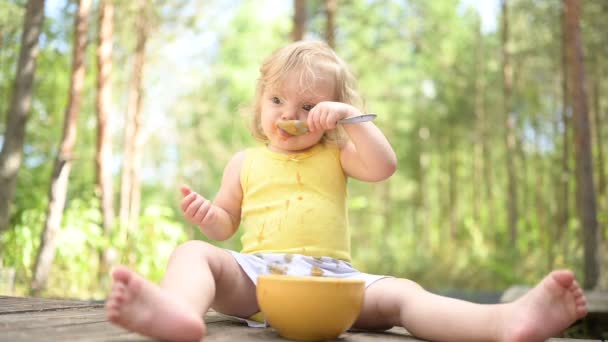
[281, 109, 298, 120]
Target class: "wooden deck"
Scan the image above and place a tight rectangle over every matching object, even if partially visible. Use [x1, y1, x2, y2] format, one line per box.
[0, 296, 419, 341]
[0, 295, 603, 341]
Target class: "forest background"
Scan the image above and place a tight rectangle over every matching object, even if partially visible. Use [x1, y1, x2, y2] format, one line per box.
[0, 0, 606, 300]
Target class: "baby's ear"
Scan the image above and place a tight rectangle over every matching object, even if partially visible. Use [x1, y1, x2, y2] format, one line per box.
[180, 185, 192, 197]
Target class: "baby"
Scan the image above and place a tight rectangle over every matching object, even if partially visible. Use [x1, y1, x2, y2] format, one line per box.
[106, 40, 587, 342]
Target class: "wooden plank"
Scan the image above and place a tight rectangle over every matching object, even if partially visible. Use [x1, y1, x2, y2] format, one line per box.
[202, 311, 418, 341]
[0, 307, 148, 342]
[0, 307, 415, 341]
[549, 340, 604, 342]
[0, 296, 599, 341]
[204, 323, 418, 342]
[0, 295, 103, 314]
[0, 307, 108, 331]
[0, 297, 420, 342]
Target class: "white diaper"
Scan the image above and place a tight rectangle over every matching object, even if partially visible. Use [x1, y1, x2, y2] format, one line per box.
[224, 250, 390, 327]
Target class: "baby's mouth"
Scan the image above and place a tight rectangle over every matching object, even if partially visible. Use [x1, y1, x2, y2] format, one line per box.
[278, 127, 296, 139]
[277, 120, 309, 136]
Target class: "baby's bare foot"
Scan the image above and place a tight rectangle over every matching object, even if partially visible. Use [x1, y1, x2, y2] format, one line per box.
[502, 270, 587, 342]
[106, 266, 205, 342]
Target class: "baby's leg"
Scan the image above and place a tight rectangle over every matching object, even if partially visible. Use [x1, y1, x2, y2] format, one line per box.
[354, 270, 587, 342]
[106, 241, 258, 342]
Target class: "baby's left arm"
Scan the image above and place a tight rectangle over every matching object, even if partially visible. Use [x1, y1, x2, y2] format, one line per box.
[339, 121, 397, 182]
[307, 102, 397, 182]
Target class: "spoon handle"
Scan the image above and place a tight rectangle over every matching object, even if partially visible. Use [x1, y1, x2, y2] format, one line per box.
[339, 114, 377, 124]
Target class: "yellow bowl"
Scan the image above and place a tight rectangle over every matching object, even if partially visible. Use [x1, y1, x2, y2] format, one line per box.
[256, 275, 365, 341]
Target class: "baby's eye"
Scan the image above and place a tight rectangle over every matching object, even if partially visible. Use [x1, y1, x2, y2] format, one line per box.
[271, 97, 281, 104]
[302, 104, 314, 111]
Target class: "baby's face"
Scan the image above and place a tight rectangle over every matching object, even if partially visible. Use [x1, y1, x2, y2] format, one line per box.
[260, 71, 335, 154]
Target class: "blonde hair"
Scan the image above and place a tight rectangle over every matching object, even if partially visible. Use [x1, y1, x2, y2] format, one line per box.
[248, 40, 363, 145]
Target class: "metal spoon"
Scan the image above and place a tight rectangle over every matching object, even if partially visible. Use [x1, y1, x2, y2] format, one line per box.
[277, 114, 377, 136]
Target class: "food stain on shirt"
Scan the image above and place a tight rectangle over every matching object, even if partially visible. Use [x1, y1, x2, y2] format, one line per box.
[257, 222, 266, 244]
[282, 199, 291, 230]
[268, 263, 287, 275]
[310, 266, 324, 277]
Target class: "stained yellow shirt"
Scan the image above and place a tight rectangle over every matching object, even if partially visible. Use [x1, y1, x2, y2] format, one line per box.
[239, 143, 350, 261]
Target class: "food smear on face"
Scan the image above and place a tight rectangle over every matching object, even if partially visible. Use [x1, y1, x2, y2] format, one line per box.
[277, 120, 309, 135]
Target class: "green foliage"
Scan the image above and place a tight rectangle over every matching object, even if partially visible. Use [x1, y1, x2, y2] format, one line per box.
[0, 1, 24, 126]
[3, 189, 187, 298]
[114, 204, 188, 283]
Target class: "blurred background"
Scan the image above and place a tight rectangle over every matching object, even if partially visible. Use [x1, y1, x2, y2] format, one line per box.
[0, 0, 606, 301]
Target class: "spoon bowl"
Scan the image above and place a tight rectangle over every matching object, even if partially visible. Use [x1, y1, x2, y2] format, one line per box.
[277, 120, 310, 135]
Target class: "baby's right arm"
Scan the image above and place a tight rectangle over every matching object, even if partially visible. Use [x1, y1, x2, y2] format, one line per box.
[180, 151, 245, 241]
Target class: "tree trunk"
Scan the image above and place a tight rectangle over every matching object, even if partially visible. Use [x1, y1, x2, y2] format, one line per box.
[292, 0, 306, 41]
[121, 0, 148, 234]
[31, 0, 92, 295]
[591, 54, 605, 267]
[556, 3, 571, 252]
[532, 117, 549, 271]
[473, 18, 487, 224]
[96, 0, 115, 277]
[591, 56, 605, 204]
[379, 181, 394, 268]
[0, 0, 45, 234]
[119, 98, 134, 228]
[417, 125, 430, 247]
[563, 0, 600, 289]
[501, 0, 518, 247]
[448, 131, 458, 240]
[325, 0, 336, 48]
[516, 123, 530, 251]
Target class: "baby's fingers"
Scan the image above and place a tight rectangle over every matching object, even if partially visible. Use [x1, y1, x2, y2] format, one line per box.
[192, 200, 212, 224]
[324, 113, 340, 130]
[180, 184, 192, 197]
[308, 108, 327, 132]
[184, 196, 207, 220]
[180, 191, 197, 213]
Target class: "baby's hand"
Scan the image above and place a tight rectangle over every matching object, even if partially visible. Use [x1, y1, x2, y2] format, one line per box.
[307, 101, 361, 133]
[180, 185, 217, 228]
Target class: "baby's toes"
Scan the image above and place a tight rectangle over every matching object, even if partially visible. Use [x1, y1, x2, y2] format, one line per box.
[110, 284, 130, 305]
[576, 298, 587, 315]
[568, 280, 581, 292]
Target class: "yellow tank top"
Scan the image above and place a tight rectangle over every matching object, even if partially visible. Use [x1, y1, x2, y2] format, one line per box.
[239, 143, 350, 261]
